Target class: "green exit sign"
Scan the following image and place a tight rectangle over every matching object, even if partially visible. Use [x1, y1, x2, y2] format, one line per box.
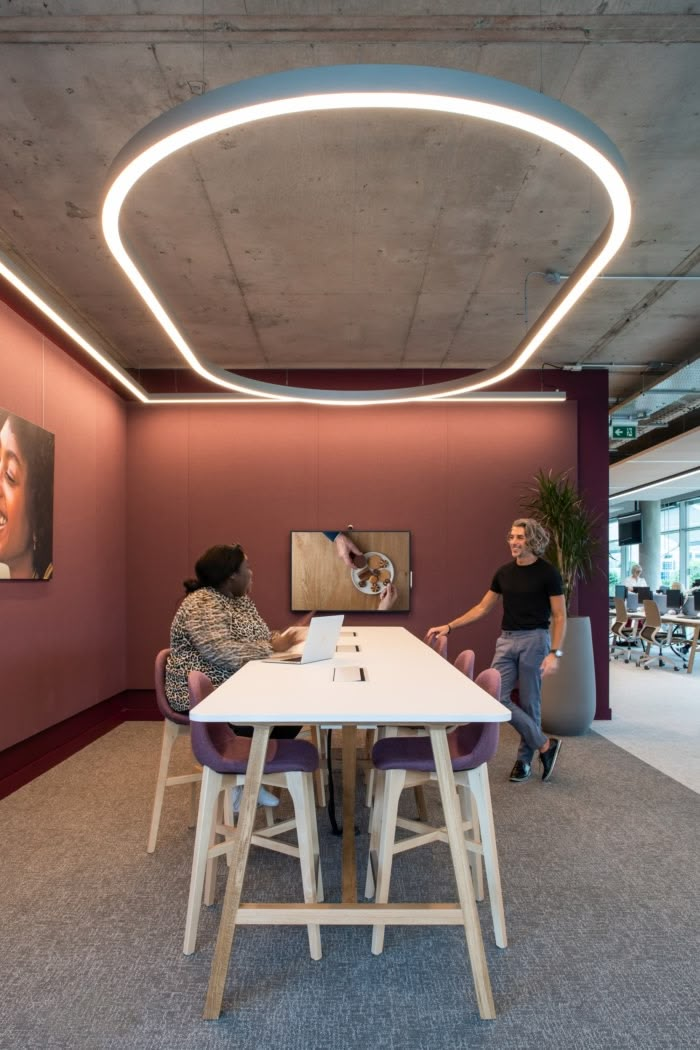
[611, 423, 637, 440]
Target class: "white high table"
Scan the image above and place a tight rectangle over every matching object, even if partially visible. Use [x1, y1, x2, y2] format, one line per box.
[189, 626, 511, 1021]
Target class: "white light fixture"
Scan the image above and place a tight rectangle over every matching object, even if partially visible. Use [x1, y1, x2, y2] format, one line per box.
[0, 249, 564, 406]
[101, 64, 631, 406]
[609, 467, 700, 500]
[0, 250, 148, 402]
[146, 390, 566, 406]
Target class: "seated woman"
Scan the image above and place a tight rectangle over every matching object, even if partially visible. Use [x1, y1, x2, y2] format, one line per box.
[623, 564, 647, 590]
[166, 543, 305, 808]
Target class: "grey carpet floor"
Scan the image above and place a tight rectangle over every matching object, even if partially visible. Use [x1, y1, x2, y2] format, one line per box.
[1, 722, 698, 1050]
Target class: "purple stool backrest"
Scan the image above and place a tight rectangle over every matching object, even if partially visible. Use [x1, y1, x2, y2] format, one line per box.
[454, 649, 475, 680]
[186, 670, 317, 775]
[154, 648, 190, 726]
[452, 667, 501, 766]
[423, 631, 448, 659]
[187, 670, 239, 769]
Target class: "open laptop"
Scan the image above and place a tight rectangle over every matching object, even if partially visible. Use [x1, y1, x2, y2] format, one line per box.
[263, 614, 344, 663]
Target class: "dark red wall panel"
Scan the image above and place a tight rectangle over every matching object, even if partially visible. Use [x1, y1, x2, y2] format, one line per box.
[0, 302, 127, 751]
[125, 400, 594, 702]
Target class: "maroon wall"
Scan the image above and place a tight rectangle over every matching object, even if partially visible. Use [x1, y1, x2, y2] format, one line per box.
[0, 301, 127, 751]
[125, 399, 591, 692]
[1, 277, 610, 760]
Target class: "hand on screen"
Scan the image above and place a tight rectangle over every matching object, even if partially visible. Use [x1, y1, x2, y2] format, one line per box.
[377, 583, 398, 611]
[333, 532, 366, 569]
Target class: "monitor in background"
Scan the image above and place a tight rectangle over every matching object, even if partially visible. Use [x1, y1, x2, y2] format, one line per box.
[634, 586, 653, 601]
[618, 515, 642, 546]
[626, 592, 639, 612]
[654, 593, 667, 614]
[614, 584, 627, 600]
[695, 592, 700, 613]
[666, 589, 683, 611]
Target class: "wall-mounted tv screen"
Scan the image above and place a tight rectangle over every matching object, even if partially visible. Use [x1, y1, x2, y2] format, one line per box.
[291, 530, 411, 612]
[618, 515, 642, 546]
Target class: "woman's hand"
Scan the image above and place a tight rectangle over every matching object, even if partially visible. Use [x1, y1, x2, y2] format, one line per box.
[270, 626, 305, 653]
[377, 583, 398, 611]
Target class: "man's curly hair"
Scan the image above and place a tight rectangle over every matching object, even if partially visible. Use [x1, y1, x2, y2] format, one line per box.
[509, 518, 551, 557]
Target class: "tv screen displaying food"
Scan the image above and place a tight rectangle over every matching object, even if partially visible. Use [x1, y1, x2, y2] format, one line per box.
[290, 530, 411, 612]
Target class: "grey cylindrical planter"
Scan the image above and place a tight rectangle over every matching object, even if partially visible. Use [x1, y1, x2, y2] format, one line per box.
[541, 616, 596, 736]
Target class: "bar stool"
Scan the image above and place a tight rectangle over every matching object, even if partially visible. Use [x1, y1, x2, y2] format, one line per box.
[146, 649, 202, 853]
[183, 670, 323, 960]
[363, 647, 475, 811]
[366, 667, 506, 955]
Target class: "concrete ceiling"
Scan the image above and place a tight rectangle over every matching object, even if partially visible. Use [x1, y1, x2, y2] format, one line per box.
[1, 3, 699, 495]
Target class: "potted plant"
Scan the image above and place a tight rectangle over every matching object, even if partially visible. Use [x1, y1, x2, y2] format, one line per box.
[520, 469, 601, 735]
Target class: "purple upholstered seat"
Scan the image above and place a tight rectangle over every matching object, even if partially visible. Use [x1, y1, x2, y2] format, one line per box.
[147, 649, 201, 853]
[155, 648, 190, 725]
[183, 669, 323, 960]
[187, 670, 319, 775]
[372, 667, 501, 773]
[423, 630, 448, 658]
[454, 648, 475, 681]
[367, 666, 506, 954]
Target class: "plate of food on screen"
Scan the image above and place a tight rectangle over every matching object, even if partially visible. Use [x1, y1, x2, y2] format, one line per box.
[351, 552, 394, 595]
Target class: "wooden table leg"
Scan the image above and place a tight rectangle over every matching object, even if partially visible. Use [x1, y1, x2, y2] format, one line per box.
[203, 725, 270, 1020]
[429, 727, 496, 1021]
[341, 724, 357, 903]
[686, 626, 699, 673]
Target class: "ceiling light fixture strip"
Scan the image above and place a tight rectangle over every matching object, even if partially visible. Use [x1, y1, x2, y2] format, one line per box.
[0, 252, 148, 403]
[610, 466, 700, 500]
[146, 390, 566, 405]
[101, 64, 631, 407]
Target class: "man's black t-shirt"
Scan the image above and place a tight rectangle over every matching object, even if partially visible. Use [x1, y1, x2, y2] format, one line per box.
[490, 559, 564, 631]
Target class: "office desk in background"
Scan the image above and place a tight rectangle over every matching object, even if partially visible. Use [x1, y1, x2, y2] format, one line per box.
[662, 615, 700, 673]
[189, 626, 511, 1022]
[619, 610, 700, 673]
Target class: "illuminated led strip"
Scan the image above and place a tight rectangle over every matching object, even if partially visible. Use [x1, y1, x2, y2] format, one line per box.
[0, 251, 148, 402]
[609, 467, 700, 501]
[146, 391, 566, 405]
[100, 64, 631, 406]
[0, 247, 563, 405]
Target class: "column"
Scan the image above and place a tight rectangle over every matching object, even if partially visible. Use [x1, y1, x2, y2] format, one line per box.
[639, 501, 661, 590]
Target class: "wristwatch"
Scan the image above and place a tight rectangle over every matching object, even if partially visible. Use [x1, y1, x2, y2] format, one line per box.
[549, 649, 564, 658]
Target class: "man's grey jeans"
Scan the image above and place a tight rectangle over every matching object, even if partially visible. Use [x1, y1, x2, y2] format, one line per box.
[491, 629, 550, 764]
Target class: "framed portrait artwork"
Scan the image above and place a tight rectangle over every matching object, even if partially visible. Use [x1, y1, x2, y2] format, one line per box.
[0, 409, 55, 580]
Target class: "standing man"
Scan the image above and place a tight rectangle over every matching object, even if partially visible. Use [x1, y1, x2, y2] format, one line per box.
[426, 518, 566, 783]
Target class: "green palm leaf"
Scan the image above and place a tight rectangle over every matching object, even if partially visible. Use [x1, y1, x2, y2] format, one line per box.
[521, 469, 600, 610]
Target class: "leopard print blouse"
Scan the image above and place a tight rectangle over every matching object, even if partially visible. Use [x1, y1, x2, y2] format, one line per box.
[165, 587, 273, 712]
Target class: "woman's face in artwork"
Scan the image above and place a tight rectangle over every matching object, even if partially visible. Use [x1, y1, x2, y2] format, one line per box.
[0, 418, 34, 577]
